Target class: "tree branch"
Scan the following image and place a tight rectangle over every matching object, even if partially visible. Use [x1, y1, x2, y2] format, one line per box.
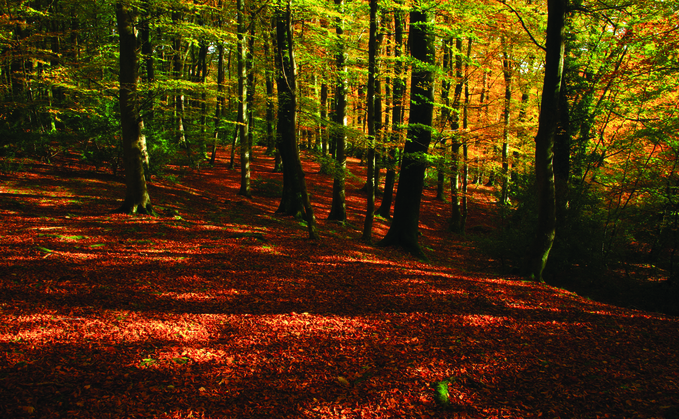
[498, 0, 546, 52]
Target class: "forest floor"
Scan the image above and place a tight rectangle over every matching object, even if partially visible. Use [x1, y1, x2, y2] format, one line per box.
[1, 147, 678, 418]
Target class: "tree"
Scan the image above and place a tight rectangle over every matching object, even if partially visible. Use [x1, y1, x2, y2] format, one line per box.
[274, 0, 319, 240]
[378, 1, 435, 258]
[362, 0, 381, 243]
[500, 35, 513, 205]
[525, 0, 567, 282]
[376, 2, 405, 220]
[237, 0, 251, 197]
[448, 37, 464, 233]
[327, 0, 349, 223]
[115, 0, 153, 215]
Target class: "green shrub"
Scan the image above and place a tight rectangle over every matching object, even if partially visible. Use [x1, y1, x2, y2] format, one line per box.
[252, 177, 283, 198]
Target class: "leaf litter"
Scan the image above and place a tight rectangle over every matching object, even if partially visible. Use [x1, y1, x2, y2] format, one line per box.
[0, 148, 677, 418]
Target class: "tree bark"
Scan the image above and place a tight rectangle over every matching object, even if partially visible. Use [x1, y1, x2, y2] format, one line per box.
[327, 0, 348, 222]
[525, 0, 567, 282]
[274, 0, 319, 240]
[211, 41, 225, 165]
[500, 36, 513, 205]
[263, 26, 276, 157]
[376, 2, 404, 220]
[115, 1, 152, 215]
[449, 38, 464, 233]
[461, 38, 473, 234]
[172, 11, 187, 154]
[377, 3, 435, 259]
[362, 0, 380, 243]
[237, 0, 251, 197]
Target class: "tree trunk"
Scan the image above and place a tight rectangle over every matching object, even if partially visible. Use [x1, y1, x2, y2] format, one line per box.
[461, 38, 473, 234]
[362, 0, 380, 243]
[525, 0, 567, 282]
[263, 27, 276, 156]
[115, 1, 152, 215]
[237, 0, 251, 197]
[436, 35, 452, 201]
[449, 38, 464, 233]
[327, 0, 348, 222]
[500, 36, 513, 205]
[172, 11, 188, 156]
[211, 41, 225, 165]
[377, 3, 434, 259]
[376, 2, 404, 220]
[246, 7, 256, 160]
[274, 0, 319, 240]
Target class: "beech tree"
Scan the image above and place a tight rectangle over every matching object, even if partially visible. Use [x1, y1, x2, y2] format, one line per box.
[327, 0, 349, 223]
[376, 2, 405, 220]
[274, 0, 319, 240]
[115, 0, 153, 215]
[378, 1, 435, 258]
[362, 0, 381, 243]
[237, 0, 251, 197]
[525, 0, 567, 282]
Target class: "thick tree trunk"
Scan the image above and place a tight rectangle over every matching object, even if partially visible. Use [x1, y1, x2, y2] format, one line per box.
[115, 1, 152, 215]
[377, 4, 434, 258]
[327, 0, 348, 222]
[525, 0, 567, 282]
[274, 0, 319, 240]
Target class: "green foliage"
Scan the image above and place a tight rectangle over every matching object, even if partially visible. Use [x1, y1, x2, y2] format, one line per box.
[251, 177, 283, 198]
[476, 172, 610, 280]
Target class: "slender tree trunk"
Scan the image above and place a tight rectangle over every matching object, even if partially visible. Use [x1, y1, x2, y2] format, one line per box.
[263, 27, 276, 157]
[172, 11, 187, 156]
[211, 41, 225, 165]
[500, 36, 513, 205]
[525, 0, 567, 282]
[377, 3, 435, 259]
[449, 38, 464, 233]
[436, 36, 452, 201]
[274, 0, 319, 240]
[115, 1, 152, 215]
[237, 0, 251, 197]
[362, 0, 380, 242]
[140, 0, 154, 165]
[461, 38, 473, 234]
[318, 83, 327, 151]
[246, 7, 256, 160]
[376, 2, 404, 219]
[327, 0, 348, 222]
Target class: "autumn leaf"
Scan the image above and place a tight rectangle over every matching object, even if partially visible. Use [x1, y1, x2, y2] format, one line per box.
[337, 376, 351, 388]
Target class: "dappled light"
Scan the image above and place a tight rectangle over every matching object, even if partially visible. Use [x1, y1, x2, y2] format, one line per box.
[1, 147, 677, 418]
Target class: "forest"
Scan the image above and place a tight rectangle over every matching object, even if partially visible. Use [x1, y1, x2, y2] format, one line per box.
[1, 0, 678, 417]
